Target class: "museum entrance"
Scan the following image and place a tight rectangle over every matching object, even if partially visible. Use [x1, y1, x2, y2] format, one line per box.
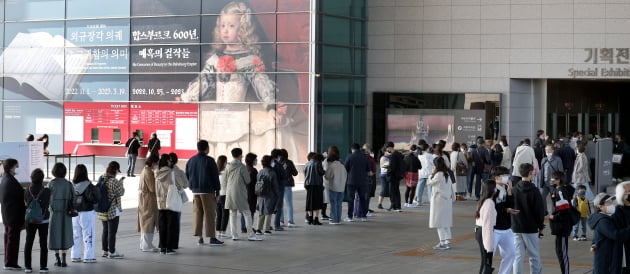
[547, 79, 628, 139]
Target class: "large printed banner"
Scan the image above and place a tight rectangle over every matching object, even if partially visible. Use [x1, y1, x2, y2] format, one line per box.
[63, 102, 130, 154]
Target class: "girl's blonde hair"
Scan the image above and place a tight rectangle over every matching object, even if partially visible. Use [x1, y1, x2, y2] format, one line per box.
[213, 1, 261, 56]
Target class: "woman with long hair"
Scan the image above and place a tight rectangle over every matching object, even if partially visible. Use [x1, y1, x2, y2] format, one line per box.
[304, 152, 325, 225]
[137, 154, 159, 252]
[427, 157, 455, 250]
[70, 164, 99, 263]
[215, 155, 230, 238]
[155, 154, 182, 254]
[475, 180, 498, 274]
[324, 146, 347, 225]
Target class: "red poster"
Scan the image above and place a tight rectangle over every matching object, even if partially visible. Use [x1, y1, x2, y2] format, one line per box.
[63, 102, 130, 155]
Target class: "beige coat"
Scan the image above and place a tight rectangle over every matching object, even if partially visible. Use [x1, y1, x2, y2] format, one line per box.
[155, 166, 182, 210]
[427, 171, 454, 228]
[224, 159, 251, 211]
[137, 166, 158, 233]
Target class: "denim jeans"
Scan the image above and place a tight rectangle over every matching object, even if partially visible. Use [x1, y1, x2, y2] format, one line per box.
[274, 186, 285, 228]
[127, 153, 137, 175]
[328, 190, 344, 223]
[572, 217, 587, 237]
[279, 186, 294, 224]
[415, 178, 428, 203]
[513, 233, 542, 274]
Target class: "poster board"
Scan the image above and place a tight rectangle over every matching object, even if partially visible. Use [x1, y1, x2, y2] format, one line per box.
[0, 142, 46, 183]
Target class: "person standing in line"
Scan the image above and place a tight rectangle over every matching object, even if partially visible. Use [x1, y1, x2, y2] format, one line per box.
[377, 147, 391, 210]
[24, 169, 50, 273]
[511, 139, 538, 184]
[475, 180, 497, 274]
[215, 155, 230, 239]
[499, 136, 512, 170]
[385, 142, 405, 212]
[612, 181, 630, 273]
[490, 144, 504, 170]
[186, 140, 223, 246]
[511, 163, 545, 274]
[279, 149, 298, 228]
[97, 161, 126, 259]
[270, 149, 288, 231]
[325, 146, 347, 225]
[48, 163, 75, 267]
[548, 171, 575, 274]
[450, 143, 467, 201]
[224, 148, 262, 241]
[557, 140, 576, 183]
[70, 164, 100, 263]
[344, 143, 371, 221]
[256, 155, 280, 234]
[137, 154, 159, 252]
[147, 133, 161, 158]
[155, 154, 183, 254]
[0, 159, 25, 270]
[245, 153, 259, 234]
[168, 153, 189, 250]
[461, 143, 473, 200]
[490, 166, 517, 274]
[416, 143, 434, 205]
[538, 144, 564, 214]
[363, 144, 378, 216]
[428, 157, 454, 250]
[572, 142, 594, 201]
[304, 153, 325, 225]
[403, 145, 421, 208]
[125, 132, 141, 177]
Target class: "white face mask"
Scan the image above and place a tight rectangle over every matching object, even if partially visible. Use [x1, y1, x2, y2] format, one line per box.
[546, 153, 553, 158]
[501, 175, 509, 184]
[13, 167, 20, 176]
[607, 204, 616, 215]
[253, 160, 258, 166]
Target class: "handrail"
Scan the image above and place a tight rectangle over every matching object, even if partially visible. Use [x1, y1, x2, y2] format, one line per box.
[45, 154, 97, 181]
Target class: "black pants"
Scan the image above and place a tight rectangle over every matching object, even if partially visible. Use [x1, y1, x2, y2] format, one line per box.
[405, 185, 417, 204]
[158, 210, 180, 250]
[475, 226, 493, 274]
[555, 235, 570, 274]
[389, 177, 401, 210]
[216, 195, 229, 231]
[102, 216, 119, 253]
[24, 223, 48, 268]
[4, 225, 21, 267]
[347, 183, 368, 218]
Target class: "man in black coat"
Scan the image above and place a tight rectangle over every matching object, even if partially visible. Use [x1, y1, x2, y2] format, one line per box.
[344, 143, 371, 220]
[385, 142, 405, 212]
[0, 159, 26, 270]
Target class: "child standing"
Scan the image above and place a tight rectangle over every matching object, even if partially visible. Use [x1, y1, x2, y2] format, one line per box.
[572, 184, 590, 241]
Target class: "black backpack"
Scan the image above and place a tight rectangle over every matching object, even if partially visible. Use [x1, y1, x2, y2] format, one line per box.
[94, 176, 111, 213]
[254, 175, 270, 196]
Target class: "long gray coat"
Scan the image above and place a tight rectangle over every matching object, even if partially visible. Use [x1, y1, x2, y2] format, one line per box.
[48, 177, 74, 250]
[256, 167, 279, 215]
[224, 160, 251, 211]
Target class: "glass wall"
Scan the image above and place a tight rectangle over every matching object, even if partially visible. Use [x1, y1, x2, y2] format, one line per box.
[0, 0, 313, 162]
[316, 0, 366, 158]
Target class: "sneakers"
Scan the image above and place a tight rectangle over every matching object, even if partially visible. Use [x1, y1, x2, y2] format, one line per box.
[361, 217, 368, 222]
[432, 244, 450, 250]
[287, 222, 297, 228]
[39, 268, 48, 273]
[71, 258, 82, 262]
[209, 238, 225, 246]
[377, 204, 384, 209]
[572, 236, 579, 241]
[217, 233, 231, 239]
[247, 236, 263, 241]
[83, 259, 96, 263]
[232, 236, 240, 241]
[141, 248, 160, 252]
[102, 252, 108, 258]
[274, 227, 284, 231]
[393, 209, 402, 212]
[329, 221, 340, 225]
[197, 238, 205, 245]
[3, 265, 22, 271]
[25, 268, 32, 273]
[255, 230, 264, 235]
[579, 236, 587, 241]
[366, 212, 373, 217]
[263, 230, 273, 235]
[108, 252, 124, 259]
[165, 249, 177, 255]
[344, 217, 354, 222]
[320, 215, 330, 221]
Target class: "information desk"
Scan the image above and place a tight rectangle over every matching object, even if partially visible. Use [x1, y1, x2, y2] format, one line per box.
[73, 143, 149, 157]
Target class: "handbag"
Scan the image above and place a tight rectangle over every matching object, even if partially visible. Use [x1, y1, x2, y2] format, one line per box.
[405, 172, 419, 187]
[555, 191, 570, 211]
[170, 170, 188, 203]
[456, 153, 469, 176]
[166, 172, 183, 212]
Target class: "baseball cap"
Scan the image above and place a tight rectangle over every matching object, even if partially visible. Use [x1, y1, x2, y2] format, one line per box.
[593, 193, 615, 206]
[108, 161, 121, 173]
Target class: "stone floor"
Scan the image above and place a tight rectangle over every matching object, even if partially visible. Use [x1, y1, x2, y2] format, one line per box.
[1, 177, 597, 273]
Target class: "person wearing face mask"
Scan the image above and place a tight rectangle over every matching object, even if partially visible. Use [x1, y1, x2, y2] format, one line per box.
[612, 181, 630, 273]
[244, 153, 259, 233]
[589, 193, 630, 274]
[571, 185, 590, 241]
[547, 171, 575, 274]
[538, 144, 564, 215]
[475, 180, 497, 274]
[0, 159, 26, 270]
[490, 166, 517, 274]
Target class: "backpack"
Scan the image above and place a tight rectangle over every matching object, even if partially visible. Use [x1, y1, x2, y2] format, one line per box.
[94, 176, 111, 213]
[74, 184, 97, 212]
[576, 196, 590, 218]
[255, 175, 271, 196]
[25, 190, 44, 224]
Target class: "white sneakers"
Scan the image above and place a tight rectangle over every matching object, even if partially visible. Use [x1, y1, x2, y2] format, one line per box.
[247, 236, 263, 241]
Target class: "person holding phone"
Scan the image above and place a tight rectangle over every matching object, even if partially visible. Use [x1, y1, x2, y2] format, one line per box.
[490, 166, 518, 274]
[96, 161, 126, 259]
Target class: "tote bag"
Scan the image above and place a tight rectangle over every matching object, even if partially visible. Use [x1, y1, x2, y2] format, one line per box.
[166, 177, 183, 212]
